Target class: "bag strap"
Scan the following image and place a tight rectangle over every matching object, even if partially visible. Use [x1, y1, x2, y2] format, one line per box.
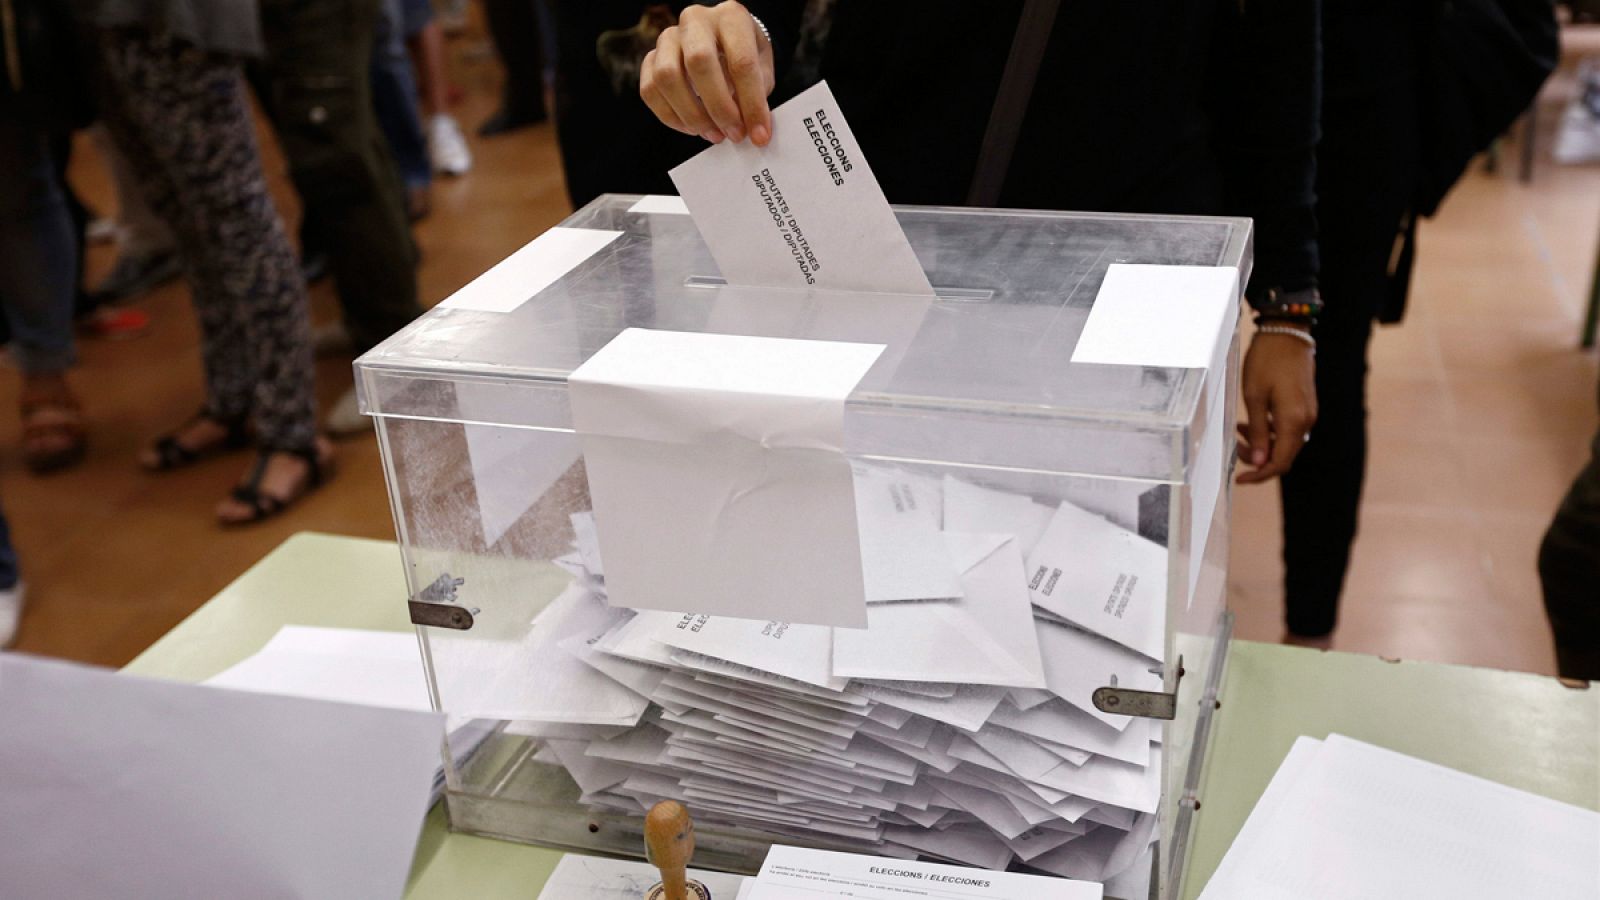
[2, 0, 23, 93]
[1380, 210, 1417, 324]
[966, 0, 1062, 207]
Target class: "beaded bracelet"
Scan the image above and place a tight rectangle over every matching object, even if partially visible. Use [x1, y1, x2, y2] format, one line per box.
[1255, 323, 1317, 352]
[1253, 286, 1323, 322]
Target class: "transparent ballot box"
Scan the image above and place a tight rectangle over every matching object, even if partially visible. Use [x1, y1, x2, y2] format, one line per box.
[356, 195, 1250, 898]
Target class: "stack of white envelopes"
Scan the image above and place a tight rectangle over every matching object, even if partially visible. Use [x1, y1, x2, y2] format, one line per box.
[510, 467, 1171, 883]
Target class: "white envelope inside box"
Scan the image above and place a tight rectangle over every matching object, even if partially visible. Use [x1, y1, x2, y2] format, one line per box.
[568, 329, 885, 628]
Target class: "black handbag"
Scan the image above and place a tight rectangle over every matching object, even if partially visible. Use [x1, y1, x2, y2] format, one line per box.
[0, 0, 94, 130]
[1414, 0, 1558, 216]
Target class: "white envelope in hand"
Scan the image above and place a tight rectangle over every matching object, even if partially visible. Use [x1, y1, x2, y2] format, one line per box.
[833, 532, 1046, 688]
[1025, 501, 1166, 660]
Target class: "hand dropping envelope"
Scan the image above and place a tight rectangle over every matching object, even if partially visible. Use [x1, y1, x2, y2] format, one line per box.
[834, 532, 1046, 688]
[670, 81, 934, 296]
[569, 328, 884, 628]
[1025, 501, 1167, 660]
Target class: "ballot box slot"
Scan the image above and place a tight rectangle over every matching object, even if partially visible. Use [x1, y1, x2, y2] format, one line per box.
[682, 274, 996, 302]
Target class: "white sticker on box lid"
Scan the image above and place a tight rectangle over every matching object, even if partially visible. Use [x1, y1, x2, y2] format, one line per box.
[627, 194, 690, 215]
[1071, 263, 1240, 369]
[568, 328, 885, 628]
[438, 227, 622, 314]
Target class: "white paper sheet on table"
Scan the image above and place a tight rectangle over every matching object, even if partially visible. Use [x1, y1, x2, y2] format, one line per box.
[1025, 501, 1166, 660]
[438, 227, 623, 314]
[1198, 734, 1600, 900]
[204, 625, 430, 711]
[1070, 264, 1239, 369]
[0, 653, 443, 900]
[535, 853, 749, 900]
[833, 532, 1044, 688]
[749, 845, 1101, 899]
[570, 328, 883, 628]
[670, 81, 933, 296]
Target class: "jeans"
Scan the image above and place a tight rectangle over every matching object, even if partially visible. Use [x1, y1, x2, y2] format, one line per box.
[372, 0, 432, 190]
[0, 502, 16, 591]
[1540, 375, 1600, 681]
[253, 0, 423, 355]
[0, 116, 78, 376]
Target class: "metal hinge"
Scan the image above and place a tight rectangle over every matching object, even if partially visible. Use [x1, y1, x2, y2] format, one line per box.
[407, 573, 476, 630]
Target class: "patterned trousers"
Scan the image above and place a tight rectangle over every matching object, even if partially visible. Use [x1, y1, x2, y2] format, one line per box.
[92, 30, 317, 452]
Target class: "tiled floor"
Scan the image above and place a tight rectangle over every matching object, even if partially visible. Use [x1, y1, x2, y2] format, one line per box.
[4, 31, 1596, 676]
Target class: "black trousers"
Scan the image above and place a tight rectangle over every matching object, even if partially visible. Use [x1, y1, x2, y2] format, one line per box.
[252, 0, 422, 355]
[1540, 376, 1600, 680]
[1278, 75, 1416, 637]
[481, 0, 548, 124]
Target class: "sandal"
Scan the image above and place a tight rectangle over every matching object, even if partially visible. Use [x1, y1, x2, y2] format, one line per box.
[143, 408, 251, 472]
[219, 439, 336, 527]
[21, 393, 87, 474]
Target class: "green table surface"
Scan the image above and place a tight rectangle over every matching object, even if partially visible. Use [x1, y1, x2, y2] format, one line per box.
[123, 533, 1600, 899]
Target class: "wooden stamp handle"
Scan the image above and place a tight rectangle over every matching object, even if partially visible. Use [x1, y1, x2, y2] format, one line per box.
[644, 800, 696, 900]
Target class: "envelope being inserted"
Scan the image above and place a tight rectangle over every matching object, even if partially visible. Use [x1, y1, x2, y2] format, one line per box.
[669, 80, 933, 297]
[569, 328, 885, 628]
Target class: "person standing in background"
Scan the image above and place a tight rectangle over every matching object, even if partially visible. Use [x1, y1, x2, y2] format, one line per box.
[411, 7, 474, 175]
[0, 0, 92, 474]
[250, 0, 425, 437]
[372, 0, 438, 220]
[1280, 0, 1553, 642]
[479, 0, 550, 137]
[83, 124, 181, 303]
[1540, 375, 1600, 681]
[73, 0, 336, 524]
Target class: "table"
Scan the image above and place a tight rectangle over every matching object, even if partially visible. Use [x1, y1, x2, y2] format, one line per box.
[122, 533, 564, 898]
[123, 533, 1599, 899]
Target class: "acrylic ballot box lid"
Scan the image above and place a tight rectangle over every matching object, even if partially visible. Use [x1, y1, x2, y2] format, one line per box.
[358, 196, 1252, 485]
[355, 195, 1252, 899]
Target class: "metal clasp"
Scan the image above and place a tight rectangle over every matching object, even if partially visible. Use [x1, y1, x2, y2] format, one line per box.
[1092, 653, 1182, 720]
[407, 573, 476, 630]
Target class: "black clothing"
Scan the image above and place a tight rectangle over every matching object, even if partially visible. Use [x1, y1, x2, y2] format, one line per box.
[1279, 0, 1424, 637]
[482, 0, 549, 129]
[1540, 375, 1600, 680]
[555, 1, 803, 209]
[818, 0, 1320, 299]
[251, 0, 422, 355]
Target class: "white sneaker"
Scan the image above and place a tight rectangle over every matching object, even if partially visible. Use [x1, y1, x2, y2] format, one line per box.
[325, 386, 373, 436]
[429, 114, 473, 176]
[0, 581, 25, 648]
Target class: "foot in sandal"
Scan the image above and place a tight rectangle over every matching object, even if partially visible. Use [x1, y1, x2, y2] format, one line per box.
[21, 374, 87, 474]
[215, 437, 336, 526]
[140, 409, 251, 471]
